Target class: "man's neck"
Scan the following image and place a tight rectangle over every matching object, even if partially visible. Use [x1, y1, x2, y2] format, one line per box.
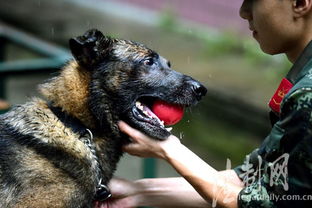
[286, 37, 312, 63]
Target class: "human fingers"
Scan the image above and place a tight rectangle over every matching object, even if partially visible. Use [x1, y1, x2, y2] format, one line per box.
[96, 199, 136, 208]
[118, 121, 150, 143]
[118, 121, 181, 158]
[118, 121, 162, 157]
[108, 178, 135, 198]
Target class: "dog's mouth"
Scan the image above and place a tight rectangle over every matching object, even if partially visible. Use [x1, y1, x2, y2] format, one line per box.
[131, 97, 183, 133]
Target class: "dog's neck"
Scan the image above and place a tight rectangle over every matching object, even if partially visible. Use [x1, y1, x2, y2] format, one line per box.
[39, 61, 96, 129]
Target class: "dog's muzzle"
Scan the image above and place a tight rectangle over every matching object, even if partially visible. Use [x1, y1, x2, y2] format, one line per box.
[187, 80, 207, 101]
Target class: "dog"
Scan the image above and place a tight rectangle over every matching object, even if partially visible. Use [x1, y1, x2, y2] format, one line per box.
[0, 29, 207, 207]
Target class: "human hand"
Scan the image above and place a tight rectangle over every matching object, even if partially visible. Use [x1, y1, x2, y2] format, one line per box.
[118, 121, 181, 159]
[94, 178, 139, 208]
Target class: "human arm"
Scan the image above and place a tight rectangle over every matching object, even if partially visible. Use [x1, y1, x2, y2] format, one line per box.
[117, 121, 244, 208]
[107, 177, 208, 208]
[107, 170, 243, 208]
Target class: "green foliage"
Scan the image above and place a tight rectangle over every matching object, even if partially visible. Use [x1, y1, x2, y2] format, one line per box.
[157, 11, 290, 76]
[173, 112, 261, 168]
[158, 10, 178, 32]
[201, 32, 242, 56]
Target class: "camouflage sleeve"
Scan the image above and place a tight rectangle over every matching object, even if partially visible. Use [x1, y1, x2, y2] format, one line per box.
[235, 89, 312, 208]
[233, 148, 260, 181]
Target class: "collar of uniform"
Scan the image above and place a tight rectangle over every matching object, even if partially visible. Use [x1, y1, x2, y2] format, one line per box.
[268, 40, 312, 115]
[286, 40, 312, 84]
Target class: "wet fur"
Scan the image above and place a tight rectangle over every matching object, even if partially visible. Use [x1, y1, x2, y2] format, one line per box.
[0, 29, 206, 207]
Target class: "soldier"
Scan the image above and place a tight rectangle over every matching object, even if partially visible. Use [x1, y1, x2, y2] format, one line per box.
[104, 0, 312, 207]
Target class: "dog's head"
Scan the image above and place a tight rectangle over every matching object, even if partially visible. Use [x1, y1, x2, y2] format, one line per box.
[69, 29, 206, 140]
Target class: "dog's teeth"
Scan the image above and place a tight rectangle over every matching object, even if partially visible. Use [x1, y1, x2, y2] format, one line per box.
[136, 101, 144, 110]
[165, 127, 173, 132]
[160, 120, 165, 127]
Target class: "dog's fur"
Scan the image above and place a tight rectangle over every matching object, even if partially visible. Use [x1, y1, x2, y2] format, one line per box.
[0, 29, 206, 207]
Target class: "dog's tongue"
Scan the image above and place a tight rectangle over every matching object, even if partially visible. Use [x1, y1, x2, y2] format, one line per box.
[151, 100, 184, 126]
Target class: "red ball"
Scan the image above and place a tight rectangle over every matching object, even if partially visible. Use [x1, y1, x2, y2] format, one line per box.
[152, 100, 184, 126]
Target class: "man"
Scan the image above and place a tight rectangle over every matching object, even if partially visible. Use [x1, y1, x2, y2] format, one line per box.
[104, 0, 312, 207]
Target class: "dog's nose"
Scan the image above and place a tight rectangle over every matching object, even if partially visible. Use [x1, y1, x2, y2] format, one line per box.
[188, 80, 207, 100]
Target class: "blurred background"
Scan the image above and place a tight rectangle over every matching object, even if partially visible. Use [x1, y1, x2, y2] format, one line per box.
[0, 0, 291, 181]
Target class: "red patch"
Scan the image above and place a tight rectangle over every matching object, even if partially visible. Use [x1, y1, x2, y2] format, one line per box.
[152, 100, 184, 126]
[268, 78, 293, 113]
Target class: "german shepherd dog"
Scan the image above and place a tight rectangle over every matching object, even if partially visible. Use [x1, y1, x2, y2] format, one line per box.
[0, 29, 207, 207]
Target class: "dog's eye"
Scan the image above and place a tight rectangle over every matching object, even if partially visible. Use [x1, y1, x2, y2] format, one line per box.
[143, 58, 154, 66]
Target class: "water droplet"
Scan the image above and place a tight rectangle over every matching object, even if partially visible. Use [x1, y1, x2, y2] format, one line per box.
[179, 132, 184, 140]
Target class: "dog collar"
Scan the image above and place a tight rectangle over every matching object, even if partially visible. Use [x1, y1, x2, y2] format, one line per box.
[48, 105, 112, 202]
[84, 129, 112, 202]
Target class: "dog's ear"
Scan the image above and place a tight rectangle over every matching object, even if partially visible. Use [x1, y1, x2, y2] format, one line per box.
[69, 29, 112, 68]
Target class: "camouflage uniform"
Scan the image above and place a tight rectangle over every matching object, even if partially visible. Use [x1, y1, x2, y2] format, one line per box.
[234, 41, 312, 207]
